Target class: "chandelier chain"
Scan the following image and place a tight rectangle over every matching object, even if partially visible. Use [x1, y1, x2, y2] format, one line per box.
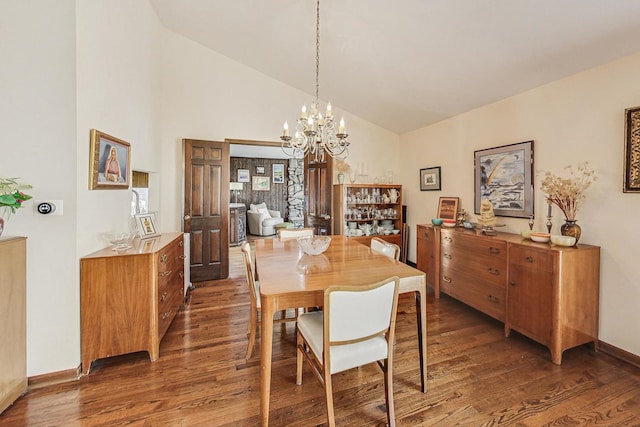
[315, 0, 320, 105]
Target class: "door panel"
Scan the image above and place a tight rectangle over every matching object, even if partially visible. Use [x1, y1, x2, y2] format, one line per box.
[304, 156, 332, 234]
[183, 139, 229, 281]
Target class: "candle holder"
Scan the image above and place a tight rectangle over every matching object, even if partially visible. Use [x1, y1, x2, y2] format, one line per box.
[528, 215, 534, 231]
[546, 216, 552, 233]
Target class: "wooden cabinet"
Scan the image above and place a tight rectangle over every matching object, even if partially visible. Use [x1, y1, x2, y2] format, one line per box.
[80, 233, 185, 374]
[229, 203, 246, 246]
[415, 224, 600, 364]
[332, 184, 402, 246]
[506, 242, 600, 364]
[0, 237, 27, 414]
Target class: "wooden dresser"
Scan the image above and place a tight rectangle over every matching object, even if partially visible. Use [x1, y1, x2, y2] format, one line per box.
[0, 236, 27, 413]
[80, 232, 185, 374]
[416, 224, 600, 364]
[229, 203, 247, 246]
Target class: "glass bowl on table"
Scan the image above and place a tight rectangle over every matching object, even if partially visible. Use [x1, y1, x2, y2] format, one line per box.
[297, 235, 331, 256]
[103, 231, 138, 251]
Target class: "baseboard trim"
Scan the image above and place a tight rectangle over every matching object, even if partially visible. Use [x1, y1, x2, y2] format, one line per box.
[598, 341, 640, 369]
[28, 365, 81, 390]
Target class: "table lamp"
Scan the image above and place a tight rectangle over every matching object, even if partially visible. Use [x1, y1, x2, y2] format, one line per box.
[230, 182, 243, 204]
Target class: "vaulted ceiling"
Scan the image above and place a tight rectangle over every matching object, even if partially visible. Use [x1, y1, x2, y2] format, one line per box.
[150, 0, 640, 134]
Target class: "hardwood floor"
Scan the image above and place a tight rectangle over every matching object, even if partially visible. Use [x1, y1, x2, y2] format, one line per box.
[2, 246, 640, 426]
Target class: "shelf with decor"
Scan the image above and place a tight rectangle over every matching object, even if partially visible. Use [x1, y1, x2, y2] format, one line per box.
[332, 184, 402, 246]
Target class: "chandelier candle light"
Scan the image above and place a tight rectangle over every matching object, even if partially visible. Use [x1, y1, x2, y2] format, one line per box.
[280, 0, 349, 161]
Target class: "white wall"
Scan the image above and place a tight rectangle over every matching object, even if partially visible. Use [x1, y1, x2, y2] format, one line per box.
[400, 52, 640, 357]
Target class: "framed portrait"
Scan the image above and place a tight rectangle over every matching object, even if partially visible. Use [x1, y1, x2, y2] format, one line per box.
[238, 169, 250, 183]
[135, 213, 159, 239]
[437, 197, 459, 220]
[256, 166, 265, 174]
[252, 176, 270, 191]
[420, 166, 441, 191]
[89, 129, 131, 190]
[272, 163, 284, 184]
[624, 106, 640, 192]
[474, 140, 534, 218]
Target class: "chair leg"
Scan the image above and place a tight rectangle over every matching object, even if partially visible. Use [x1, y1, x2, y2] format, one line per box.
[324, 369, 336, 427]
[296, 331, 304, 385]
[245, 308, 258, 360]
[383, 358, 396, 427]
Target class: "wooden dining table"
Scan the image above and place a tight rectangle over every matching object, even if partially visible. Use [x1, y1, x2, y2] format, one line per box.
[255, 236, 428, 427]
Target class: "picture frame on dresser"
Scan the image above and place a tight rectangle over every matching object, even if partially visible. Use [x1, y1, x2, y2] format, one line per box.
[420, 166, 441, 191]
[474, 140, 534, 218]
[624, 106, 640, 192]
[437, 197, 459, 220]
[135, 213, 159, 239]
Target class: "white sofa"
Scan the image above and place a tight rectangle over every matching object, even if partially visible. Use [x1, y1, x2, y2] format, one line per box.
[247, 202, 284, 236]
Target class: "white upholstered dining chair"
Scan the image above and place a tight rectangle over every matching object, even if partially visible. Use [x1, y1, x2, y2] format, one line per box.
[295, 276, 400, 427]
[370, 236, 401, 261]
[277, 227, 315, 240]
[240, 242, 297, 359]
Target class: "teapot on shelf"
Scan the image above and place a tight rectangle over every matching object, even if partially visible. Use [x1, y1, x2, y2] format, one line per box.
[387, 188, 399, 203]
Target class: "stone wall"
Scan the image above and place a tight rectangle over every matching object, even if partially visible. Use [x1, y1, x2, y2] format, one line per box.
[287, 159, 305, 228]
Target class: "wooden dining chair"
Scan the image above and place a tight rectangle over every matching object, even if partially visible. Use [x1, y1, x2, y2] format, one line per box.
[296, 276, 401, 427]
[370, 236, 401, 260]
[240, 242, 297, 359]
[277, 227, 314, 240]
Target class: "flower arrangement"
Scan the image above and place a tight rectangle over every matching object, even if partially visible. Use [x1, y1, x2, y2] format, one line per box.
[540, 162, 596, 221]
[334, 160, 351, 174]
[0, 177, 33, 213]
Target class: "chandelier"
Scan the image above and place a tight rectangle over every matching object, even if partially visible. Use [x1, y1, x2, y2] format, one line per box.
[280, 0, 349, 161]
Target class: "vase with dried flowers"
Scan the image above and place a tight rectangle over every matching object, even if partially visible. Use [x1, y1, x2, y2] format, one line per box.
[540, 162, 596, 244]
[0, 177, 33, 237]
[334, 160, 351, 184]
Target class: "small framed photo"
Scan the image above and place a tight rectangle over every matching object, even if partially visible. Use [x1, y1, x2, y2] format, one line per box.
[437, 197, 459, 220]
[89, 129, 131, 190]
[272, 163, 284, 184]
[252, 176, 270, 191]
[135, 213, 159, 239]
[420, 166, 441, 191]
[256, 166, 265, 174]
[238, 169, 250, 183]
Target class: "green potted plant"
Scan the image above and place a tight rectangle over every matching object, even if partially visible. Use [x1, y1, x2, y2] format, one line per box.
[0, 177, 32, 236]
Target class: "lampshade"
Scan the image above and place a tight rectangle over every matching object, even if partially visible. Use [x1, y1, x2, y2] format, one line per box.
[230, 182, 243, 191]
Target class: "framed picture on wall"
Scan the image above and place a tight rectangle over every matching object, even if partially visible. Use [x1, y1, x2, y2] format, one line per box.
[89, 129, 131, 190]
[256, 166, 265, 174]
[419, 166, 441, 191]
[252, 176, 270, 191]
[238, 169, 250, 182]
[624, 106, 640, 192]
[474, 140, 534, 218]
[272, 164, 284, 183]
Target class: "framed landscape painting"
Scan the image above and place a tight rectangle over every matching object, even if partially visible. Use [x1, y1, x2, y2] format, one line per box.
[474, 140, 534, 218]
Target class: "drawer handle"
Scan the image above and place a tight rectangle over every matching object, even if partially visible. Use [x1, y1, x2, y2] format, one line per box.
[487, 294, 500, 303]
[443, 236, 453, 243]
[525, 256, 533, 263]
[160, 270, 172, 277]
[160, 254, 168, 263]
[179, 271, 184, 278]
[179, 255, 187, 260]
[443, 253, 452, 260]
[162, 310, 172, 320]
[487, 268, 500, 276]
[161, 291, 168, 302]
[509, 281, 516, 286]
[442, 276, 451, 283]
[179, 241, 184, 247]
[488, 247, 500, 255]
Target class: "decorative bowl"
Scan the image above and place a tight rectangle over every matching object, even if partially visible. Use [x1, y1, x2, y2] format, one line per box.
[297, 235, 331, 256]
[463, 221, 476, 230]
[530, 232, 551, 243]
[103, 231, 137, 251]
[442, 220, 456, 228]
[391, 229, 400, 234]
[550, 235, 576, 247]
[431, 218, 443, 226]
[521, 230, 532, 239]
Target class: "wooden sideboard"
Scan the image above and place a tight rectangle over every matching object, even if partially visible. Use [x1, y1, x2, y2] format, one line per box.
[0, 236, 27, 413]
[229, 203, 247, 246]
[416, 224, 600, 364]
[80, 232, 185, 374]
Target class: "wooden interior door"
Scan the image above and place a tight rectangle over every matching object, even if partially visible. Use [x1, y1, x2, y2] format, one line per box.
[304, 155, 332, 234]
[183, 139, 229, 282]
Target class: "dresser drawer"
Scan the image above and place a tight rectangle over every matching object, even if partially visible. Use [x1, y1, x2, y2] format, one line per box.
[440, 268, 505, 321]
[441, 249, 506, 287]
[441, 231, 506, 259]
[509, 244, 553, 273]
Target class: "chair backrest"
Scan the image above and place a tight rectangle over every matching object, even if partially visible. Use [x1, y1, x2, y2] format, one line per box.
[370, 237, 401, 261]
[240, 242, 259, 307]
[324, 276, 400, 345]
[278, 227, 314, 240]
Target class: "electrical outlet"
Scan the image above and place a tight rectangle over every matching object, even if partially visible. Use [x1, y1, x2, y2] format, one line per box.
[34, 200, 63, 216]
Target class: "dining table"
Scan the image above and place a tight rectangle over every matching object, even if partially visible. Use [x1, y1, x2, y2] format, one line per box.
[255, 235, 428, 427]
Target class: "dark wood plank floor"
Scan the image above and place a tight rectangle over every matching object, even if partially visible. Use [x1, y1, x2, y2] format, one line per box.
[2, 246, 640, 426]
